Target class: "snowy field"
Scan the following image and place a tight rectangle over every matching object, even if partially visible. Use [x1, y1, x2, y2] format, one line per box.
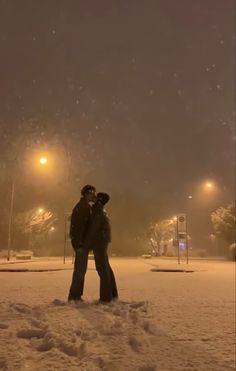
[0, 257, 235, 371]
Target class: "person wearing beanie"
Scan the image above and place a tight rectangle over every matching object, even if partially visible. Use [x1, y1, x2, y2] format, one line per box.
[85, 192, 118, 302]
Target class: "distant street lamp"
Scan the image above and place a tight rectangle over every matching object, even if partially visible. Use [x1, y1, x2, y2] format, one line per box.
[39, 157, 48, 165]
[206, 182, 213, 189]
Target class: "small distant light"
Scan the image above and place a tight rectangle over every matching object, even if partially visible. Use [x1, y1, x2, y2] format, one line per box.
[50, 226, 55, 232]
[38, 208, 44, 213]
[206, 183, 213, 188]
[188, 195, 193, 199]
[39, 157, 48, 165]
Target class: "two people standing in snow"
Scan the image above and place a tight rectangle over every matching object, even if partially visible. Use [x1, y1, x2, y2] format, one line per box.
[68, 184, 118, 303]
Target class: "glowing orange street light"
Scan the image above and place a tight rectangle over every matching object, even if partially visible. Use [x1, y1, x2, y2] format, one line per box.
[206, 182, 213, 189]
[39, 157, 48, 165]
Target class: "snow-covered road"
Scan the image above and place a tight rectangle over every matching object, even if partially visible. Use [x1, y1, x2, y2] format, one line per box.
[0, 258, 235, 370]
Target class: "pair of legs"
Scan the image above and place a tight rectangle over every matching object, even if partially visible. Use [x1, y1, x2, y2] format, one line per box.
[93, 245, 118, 302]
[68, 248, 89, 301]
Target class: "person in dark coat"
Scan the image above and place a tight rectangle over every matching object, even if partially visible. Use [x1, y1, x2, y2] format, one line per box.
[85, 192, 118, 302]
[68, 184, 96, 302]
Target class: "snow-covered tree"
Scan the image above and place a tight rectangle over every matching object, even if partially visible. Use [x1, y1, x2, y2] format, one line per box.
[148, 218, 175, 255]
[211, 204, 235, 244]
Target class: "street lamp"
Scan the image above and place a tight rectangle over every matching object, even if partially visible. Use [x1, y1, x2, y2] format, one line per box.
[7, 181, 15, 261]
[7, 156, 49, 261]
[39, 157, 48, 165]
[206, 182, 213, 189]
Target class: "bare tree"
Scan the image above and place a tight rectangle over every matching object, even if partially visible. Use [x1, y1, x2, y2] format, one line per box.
[15, 207, 57, 251]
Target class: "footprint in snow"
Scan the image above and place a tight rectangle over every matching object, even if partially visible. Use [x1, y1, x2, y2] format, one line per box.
[9, 303, 31, 314]
[0, 323, 9, 329]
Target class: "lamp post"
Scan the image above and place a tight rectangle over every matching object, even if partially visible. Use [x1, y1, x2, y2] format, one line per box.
[6, 156, 48, 261]
[7, 180, 15, 261]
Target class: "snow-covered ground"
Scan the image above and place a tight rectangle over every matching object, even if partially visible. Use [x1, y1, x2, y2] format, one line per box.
[0, 257, 235, 371]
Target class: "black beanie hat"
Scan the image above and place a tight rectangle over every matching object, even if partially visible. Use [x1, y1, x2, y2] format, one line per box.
[97, 192, 110, 205]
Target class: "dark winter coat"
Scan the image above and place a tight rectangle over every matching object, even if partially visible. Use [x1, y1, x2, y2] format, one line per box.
[84, 202, 111, 249]
[70, 197, 91, 249]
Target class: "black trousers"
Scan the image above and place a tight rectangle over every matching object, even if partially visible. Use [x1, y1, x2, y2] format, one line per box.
[68, 248, 89, 300]
[93, 245, 118, 302]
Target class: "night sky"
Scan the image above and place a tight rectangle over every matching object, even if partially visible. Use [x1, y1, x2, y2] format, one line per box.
[0, 1, 235, 245]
